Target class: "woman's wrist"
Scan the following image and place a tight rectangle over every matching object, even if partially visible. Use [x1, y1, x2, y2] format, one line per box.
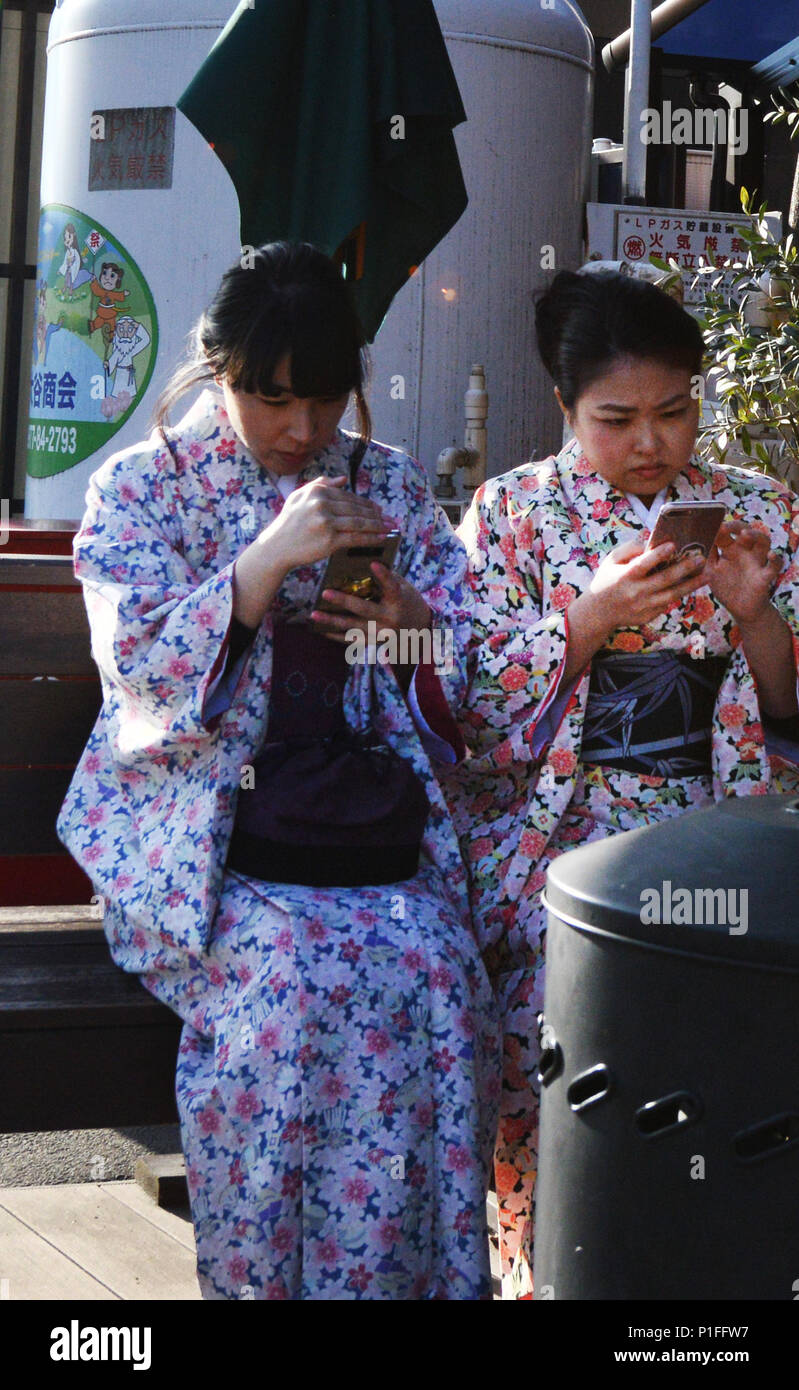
[568, 589, 617, 648]
[232, 527, 292, 628]
[733, 598, 777, 640]
[560, 589, 617, 685]
[735, 601, 798, 717]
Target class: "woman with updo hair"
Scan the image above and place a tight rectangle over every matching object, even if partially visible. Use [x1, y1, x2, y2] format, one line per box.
[57, 241, 501, 1300]
[444, 268, 799, 1297]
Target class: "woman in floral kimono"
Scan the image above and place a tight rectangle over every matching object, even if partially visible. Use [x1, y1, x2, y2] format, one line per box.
[57, 242, 501, 1300]
[444, 269, 799, 1297]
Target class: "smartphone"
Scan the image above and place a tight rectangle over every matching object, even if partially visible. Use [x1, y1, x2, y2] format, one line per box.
[645, 501, 726, 569]
[312, 531, 401, 613]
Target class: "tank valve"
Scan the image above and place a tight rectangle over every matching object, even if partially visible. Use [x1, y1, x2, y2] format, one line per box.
[435, 445, 476, 498]
[434, 364, 488, 499]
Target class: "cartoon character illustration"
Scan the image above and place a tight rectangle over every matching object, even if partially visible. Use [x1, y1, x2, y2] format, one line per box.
[35, 281, 48, 363]
[57, 223, 91, 301]
[105, 315, 151, 399]
[34, 278, 64, 365]
[88, 262, 130, 354]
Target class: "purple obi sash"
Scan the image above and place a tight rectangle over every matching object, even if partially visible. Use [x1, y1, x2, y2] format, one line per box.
[226, 621, 430, 886]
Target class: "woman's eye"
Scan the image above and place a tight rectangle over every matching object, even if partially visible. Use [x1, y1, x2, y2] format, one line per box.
[662, 408, 687, 418]
[603, 419, 628, 428]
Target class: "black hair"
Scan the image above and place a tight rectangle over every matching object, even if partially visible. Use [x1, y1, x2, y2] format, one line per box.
[534, 269, 704, 410]
[153, 241, 371, 442]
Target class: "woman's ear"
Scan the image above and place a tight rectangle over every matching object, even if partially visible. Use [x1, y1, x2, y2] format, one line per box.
[554, 386, 572, 431]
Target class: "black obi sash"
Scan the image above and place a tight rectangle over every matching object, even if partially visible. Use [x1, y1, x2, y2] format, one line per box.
[580, 649, 728, 777]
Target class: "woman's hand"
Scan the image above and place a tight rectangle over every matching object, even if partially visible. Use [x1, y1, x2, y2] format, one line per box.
[309, 561, 432, 644]
[703, 521, 783, 627]
[310, 563, 432, 693]
[703, 522, 796, 716]
[267, 475, 389, 571]
[585, 538, 709, 630]
[232, 476, 389, 629]
[561, 539, 708, 684]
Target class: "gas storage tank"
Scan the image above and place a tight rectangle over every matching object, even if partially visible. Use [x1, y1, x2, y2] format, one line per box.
[369, 0, 593, 483]
[25, 0, 240, 519]
[25, 0, 593, 519]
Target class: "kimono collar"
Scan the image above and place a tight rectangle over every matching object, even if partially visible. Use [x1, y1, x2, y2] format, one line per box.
[177, 387, 355, 498]
[624, 487, 668, 529]
[558, 435, 713, 533]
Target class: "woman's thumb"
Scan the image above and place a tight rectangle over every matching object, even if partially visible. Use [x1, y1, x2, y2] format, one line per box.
[612, 538, 646, 562]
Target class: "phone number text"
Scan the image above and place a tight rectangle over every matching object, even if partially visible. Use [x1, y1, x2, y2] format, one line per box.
[28, 424, 78, 455]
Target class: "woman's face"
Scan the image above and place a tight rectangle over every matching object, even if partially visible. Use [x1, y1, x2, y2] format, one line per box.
[557, 356, 700, 502]
[218, 353, 350, 474]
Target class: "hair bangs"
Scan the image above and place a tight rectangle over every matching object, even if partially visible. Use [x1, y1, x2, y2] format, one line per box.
[283, 287, 362, 400]
[224, 291, 360, 400]
[153, 242, 371, 439]
[224, 302, 291, 397]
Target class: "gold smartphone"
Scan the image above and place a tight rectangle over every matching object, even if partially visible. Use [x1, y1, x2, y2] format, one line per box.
[312, 531, 401, 613]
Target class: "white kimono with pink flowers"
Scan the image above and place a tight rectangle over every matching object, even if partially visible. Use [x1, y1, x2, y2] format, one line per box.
[57, 389, 501, 1301]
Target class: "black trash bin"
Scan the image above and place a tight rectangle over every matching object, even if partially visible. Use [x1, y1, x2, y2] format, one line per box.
[533, 794, 799, 1301]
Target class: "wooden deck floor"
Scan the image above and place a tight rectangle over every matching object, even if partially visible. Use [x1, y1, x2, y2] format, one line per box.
[0, 1181, 201, 1300]
[0, 1182, 500, 1300]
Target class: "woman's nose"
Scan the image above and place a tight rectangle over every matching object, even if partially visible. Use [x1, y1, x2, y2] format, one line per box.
[287, 401, 318, 443]
[634, 419, 659, 456]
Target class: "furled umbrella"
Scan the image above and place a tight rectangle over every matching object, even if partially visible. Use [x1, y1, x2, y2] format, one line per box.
[177, 0, 468, 340]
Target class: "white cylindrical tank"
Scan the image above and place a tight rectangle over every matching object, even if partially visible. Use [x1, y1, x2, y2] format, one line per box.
[369, 0, 594, 480]
[26, 0, 592, 518]
[25, 0, 240, 519]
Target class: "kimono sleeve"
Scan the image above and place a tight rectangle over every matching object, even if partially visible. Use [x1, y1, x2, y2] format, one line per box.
[456, 476, 577, 765]
[73, 438, 239, 754]
[391, 454, 473, 737]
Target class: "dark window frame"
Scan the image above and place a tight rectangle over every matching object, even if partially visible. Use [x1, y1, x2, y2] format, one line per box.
[1, 0, 55, 514]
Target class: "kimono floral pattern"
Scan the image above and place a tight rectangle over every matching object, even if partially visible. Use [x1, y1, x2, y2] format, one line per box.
[442, 434, 799, 1296]
[56, 389, 501, 1300]
[175, 861, 499, 1300]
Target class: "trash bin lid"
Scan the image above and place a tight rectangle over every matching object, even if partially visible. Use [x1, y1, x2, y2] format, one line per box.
[543, 794, 799, 968]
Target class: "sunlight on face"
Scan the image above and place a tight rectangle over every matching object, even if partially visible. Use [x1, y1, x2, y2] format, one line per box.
[558, 356, 700, 503]
[219, 352, 350, 474]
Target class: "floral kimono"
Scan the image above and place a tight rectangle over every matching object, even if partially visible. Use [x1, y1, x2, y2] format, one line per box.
[56, 389, 501, 1300]
[442, 434, 799, 1296]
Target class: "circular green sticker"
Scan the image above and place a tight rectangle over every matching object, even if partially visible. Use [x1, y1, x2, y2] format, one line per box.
[27, 203, 158, 478]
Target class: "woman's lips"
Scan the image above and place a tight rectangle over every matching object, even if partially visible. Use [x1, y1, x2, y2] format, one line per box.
[277, 450, 310, 466]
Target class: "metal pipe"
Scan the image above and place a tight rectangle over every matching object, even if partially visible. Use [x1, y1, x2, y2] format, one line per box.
[603, 0, 713, 74]
[621, 0, 651, 203]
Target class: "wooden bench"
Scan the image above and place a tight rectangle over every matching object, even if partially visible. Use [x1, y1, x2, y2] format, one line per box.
[0, 520, 181, 1135]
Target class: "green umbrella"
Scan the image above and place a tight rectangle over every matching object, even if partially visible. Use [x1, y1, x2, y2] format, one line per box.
[177, 0, 467, 340]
